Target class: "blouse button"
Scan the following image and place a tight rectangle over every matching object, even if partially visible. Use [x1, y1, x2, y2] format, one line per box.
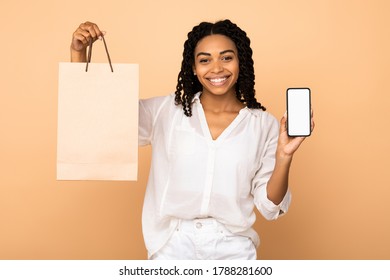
[195, 222, 202, 229]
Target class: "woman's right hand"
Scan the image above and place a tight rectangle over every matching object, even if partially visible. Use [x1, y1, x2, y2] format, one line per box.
[70, 21, 104, 62]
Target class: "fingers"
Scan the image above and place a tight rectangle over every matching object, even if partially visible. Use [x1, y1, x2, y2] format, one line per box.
[310, 108, 315, 132]
[279, 109, 315, 139]
[71, 21, 105, 52]
[280, 111, 287, 133]
[81, 21, 104, 40]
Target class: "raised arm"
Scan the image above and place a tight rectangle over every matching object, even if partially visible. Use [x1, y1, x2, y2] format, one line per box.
[70, 21, 104, 62]
[266, 111, 315, 205]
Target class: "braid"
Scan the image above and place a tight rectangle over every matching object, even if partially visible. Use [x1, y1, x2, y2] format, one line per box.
[175, 19, 265, 117]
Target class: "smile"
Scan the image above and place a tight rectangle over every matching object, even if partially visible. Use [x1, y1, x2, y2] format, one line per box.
[207, 76, 230, 86]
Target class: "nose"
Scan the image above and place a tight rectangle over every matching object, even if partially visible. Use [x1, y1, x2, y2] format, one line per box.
[211, 60, 223, 73]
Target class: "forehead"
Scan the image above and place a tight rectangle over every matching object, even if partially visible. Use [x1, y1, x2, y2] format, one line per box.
[195, 34, 237, 53]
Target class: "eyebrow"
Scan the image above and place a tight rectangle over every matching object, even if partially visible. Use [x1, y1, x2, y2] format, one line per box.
[196, 49, 236, 57]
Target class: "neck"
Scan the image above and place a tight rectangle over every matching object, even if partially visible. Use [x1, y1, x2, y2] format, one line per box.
[200, 91, 244, 113]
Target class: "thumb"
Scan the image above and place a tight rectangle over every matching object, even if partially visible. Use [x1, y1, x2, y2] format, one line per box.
[280, 111, 287, 132]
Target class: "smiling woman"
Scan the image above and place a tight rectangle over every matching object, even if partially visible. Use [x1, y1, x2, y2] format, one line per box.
[69, 19, 314, 260]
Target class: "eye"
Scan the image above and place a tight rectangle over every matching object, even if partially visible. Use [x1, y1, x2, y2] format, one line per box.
[199, 58, 209, 64]
[221, 55, 233, 62]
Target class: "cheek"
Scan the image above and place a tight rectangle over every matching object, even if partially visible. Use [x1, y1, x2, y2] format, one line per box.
[233, 67, 240, 82]
[233, 62, 240, 75]
[194, 64, 208, 75]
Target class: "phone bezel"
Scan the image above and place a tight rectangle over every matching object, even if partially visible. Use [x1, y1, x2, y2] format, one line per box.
[286, 87, 311, 137]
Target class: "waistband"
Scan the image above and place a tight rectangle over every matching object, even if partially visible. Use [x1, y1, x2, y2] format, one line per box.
[176, 218, 260, 247]
[177, 218, 226, 233]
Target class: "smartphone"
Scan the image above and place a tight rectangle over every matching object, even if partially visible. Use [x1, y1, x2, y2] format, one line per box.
[286, 88, 311, 137]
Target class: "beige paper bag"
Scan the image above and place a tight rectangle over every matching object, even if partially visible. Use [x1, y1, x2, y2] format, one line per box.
[57, 60, 139, 181]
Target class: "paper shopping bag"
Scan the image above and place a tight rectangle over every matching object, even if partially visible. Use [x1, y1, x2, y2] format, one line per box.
[57, 40, 139, 181]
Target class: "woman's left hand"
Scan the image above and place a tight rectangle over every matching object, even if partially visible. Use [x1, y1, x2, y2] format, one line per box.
[277, 110, 315, 157]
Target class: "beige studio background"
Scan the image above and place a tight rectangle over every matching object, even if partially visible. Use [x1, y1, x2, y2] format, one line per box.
[0, 0, 389, 259]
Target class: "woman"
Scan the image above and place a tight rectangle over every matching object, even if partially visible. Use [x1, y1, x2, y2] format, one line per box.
[70, 19, 314, 260]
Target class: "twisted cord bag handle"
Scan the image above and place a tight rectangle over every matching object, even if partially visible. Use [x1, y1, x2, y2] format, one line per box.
[85, 36, 114, 72]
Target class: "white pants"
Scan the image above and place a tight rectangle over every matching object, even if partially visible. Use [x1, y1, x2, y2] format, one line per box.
[150, 218, 257, 260]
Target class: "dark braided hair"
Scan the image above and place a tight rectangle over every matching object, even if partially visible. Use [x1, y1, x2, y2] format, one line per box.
[174, 19, 266, 117]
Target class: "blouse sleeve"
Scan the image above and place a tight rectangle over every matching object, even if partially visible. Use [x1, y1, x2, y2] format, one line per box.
[251, 114, 292, 220]
[138, 99, 153, 146]
[138, 95, 172, 146]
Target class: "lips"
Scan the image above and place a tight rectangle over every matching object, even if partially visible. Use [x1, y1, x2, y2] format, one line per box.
[207, 76, 230, 86]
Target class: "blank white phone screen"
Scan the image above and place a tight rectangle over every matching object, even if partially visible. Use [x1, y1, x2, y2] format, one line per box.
[287, 88, 311, 136]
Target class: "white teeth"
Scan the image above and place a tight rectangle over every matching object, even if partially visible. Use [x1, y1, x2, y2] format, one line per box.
[209, 77, 227, 83]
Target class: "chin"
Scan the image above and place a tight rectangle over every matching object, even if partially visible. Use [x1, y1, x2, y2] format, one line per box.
[205, 86, 236, 96]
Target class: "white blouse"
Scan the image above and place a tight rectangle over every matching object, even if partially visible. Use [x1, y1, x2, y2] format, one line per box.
[139, 92, 291, 257]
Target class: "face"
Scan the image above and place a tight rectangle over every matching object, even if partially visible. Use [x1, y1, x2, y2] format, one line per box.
[193, 34, 239, 97]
